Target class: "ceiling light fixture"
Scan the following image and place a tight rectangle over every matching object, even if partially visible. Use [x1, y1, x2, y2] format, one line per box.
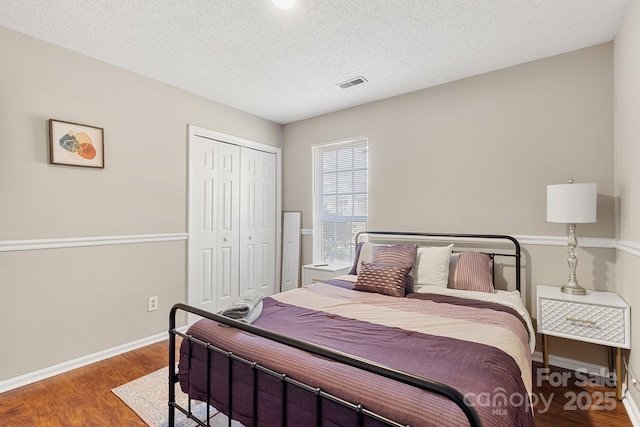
[273, 0, 295, 9]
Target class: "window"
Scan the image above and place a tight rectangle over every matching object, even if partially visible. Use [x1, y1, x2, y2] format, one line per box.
[313, 137, 368, 265]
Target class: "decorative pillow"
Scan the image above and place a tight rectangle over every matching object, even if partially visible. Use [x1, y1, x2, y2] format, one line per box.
[448, 252, 494, 293]
[413, 244, 453, 290]
[354, 262, 412, 297]
[372, 244, 418, 268]
[354, 242, 374, 275]
[372, 244, 418, 292]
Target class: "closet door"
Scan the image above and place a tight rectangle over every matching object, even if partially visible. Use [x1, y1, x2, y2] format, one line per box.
[188, 136, 240, 312]
[240, 147, 276, 296]
[189, 125, 281, 317]
[216, 142, 241, 310]
[257, 150, 277, 295]
[188, 135, 219, 313]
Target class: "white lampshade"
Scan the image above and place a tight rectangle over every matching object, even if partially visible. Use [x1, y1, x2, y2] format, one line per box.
[547, 182, 597, 223]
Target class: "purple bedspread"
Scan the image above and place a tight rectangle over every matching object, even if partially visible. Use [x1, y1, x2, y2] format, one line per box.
[178, 282, 533, 427]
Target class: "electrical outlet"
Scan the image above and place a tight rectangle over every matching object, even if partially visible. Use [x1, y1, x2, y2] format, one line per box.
[147, 296, 158, 312]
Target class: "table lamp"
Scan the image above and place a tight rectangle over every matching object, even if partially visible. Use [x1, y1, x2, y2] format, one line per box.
[547, 180, 597, 295]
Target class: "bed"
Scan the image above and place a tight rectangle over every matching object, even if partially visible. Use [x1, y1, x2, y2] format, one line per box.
[169, 232, 535, 427]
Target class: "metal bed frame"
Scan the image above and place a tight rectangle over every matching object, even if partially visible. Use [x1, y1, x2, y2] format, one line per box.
[355, 231, 521, 292]
[168, 232, 523, 427]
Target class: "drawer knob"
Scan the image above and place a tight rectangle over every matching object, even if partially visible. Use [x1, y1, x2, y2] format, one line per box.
[566, 316, 596, 325]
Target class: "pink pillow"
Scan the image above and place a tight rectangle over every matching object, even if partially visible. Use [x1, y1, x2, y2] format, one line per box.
[372, 244, 418, 268]
[449, 252, 494, 293]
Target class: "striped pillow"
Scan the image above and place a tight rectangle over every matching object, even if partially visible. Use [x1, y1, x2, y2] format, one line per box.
[449, 252, 494, 293]
[372, 244, 418, 292]
[354, 262, 412, 297]
[372, 244, 418, 267]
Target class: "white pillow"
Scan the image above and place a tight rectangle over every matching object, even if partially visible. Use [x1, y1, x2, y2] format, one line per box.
[413, 244, 453, 290]
[355, 242, 373, 274]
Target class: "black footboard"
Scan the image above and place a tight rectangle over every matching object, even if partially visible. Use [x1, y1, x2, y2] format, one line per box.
[169, 303, 482, 427]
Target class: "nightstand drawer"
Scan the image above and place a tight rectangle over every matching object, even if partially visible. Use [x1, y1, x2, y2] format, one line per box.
[540, 298, 626, 346]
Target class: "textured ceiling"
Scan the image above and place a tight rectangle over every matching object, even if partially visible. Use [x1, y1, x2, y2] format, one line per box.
[0, 0, 629, 124]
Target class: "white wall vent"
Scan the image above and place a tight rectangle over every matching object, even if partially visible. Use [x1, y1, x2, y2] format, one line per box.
[337, 76, 368, 89]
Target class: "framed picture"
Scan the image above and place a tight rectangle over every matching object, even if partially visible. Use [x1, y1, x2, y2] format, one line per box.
[49, 119, 104, 168]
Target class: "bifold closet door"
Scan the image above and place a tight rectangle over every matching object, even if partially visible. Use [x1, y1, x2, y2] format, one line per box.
[190, 134, 276, 313]
[240, 147, 276, 296]
[215, 142, 240, 309]
[189, 134, 217, 313]
[189, 135, 240, 313]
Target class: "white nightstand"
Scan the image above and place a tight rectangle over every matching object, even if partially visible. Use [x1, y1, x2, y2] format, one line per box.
[537, 284, 631, 399]
[302, 263, 351, 286]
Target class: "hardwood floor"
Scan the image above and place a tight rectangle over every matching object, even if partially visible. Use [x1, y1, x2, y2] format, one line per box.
[0, 343, 634, 426]
[530, 362, 633, 427]
[0, 341, 170, 426]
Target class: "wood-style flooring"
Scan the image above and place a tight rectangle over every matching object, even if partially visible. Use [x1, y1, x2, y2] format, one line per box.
[530, 362, 633, 427]
[0, 341, 633, 426]
[0, 341, 170, 426]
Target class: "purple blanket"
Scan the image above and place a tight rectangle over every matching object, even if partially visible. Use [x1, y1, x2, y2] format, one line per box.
[178, 283, 533, 426]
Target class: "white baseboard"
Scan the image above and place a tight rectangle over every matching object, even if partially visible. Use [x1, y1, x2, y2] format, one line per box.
[624, 395, 640, 427]
[0, 327, 187, 394]
[531, 350, 610, 375]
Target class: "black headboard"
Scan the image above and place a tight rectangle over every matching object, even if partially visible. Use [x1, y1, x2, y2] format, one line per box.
[355, 231, 522, 292]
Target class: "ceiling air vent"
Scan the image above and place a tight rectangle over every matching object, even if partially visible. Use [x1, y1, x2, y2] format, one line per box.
[337, 76, 368, 89]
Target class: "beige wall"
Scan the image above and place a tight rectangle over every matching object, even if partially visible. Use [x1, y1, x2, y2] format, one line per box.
[284, 43, 616, 365]
[0, 26, 281, 381]
[284, 43, 614, 238]
[614, 0, 640, 411]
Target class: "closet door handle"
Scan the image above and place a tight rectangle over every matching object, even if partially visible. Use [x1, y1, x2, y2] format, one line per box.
[222, 237, 228, 242]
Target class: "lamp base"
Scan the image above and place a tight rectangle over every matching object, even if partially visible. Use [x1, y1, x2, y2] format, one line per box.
[561, 283, 587, 295]
[562, 223, 587, 296]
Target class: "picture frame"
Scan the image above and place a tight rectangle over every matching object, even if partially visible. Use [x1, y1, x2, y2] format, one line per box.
[49, 119, 104, 168]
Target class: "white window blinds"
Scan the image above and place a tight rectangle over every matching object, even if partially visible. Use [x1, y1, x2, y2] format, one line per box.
[313, 137, 368, 265]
